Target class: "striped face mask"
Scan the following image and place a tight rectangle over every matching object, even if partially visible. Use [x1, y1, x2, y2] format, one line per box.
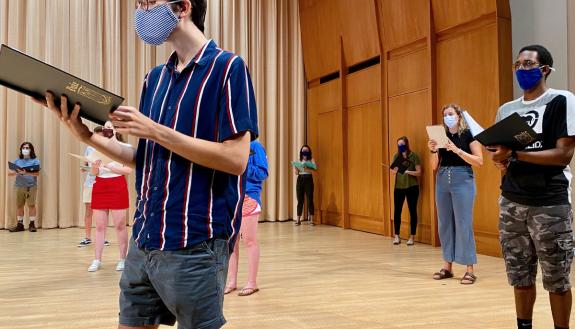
[134, 1, 182, 46]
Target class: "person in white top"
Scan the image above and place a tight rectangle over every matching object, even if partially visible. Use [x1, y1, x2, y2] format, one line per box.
[87, 121, 132, 272]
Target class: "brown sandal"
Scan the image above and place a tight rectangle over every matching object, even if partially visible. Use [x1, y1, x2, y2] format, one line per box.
[238, 287, 259, 296]
[224, 286, 237, 294]
[460, 272, 477, 285]
[433, 268, 454, 280]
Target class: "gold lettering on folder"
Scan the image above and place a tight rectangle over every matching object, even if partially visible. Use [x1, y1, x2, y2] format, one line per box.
[65, 81, 111, 105]
[514, 131, 535, 145]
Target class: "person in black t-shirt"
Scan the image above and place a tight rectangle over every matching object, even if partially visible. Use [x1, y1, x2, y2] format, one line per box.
[428, 104, 483, 285]
[490, 44, 575, 329]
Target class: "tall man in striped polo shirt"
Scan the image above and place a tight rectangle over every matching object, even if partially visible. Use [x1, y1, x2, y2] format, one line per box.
[41, 1, 258, 328]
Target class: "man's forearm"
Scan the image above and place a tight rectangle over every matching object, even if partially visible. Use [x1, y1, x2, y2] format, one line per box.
[517, 148, 574, 166]
[153, 124, 250, 175]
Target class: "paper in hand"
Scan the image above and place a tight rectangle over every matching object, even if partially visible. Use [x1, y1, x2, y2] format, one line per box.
[426, 125, 450, 148]
[462, 111, 484, 137]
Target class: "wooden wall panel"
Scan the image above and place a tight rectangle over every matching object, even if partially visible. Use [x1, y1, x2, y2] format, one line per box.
[388, 90, 433, 244]
[347, 102, 383, 220]
[432, 0, 496, 32]
[307, 79, 341, 113]
[436, 23, 504, 256]
[388, 49, 430, 97]
[380, 0, 428, 50]
[299, 0, 340, 81]
[345, 65, 381, 107]
[317, 110, 344, 227]
[337, 0, 380, 66]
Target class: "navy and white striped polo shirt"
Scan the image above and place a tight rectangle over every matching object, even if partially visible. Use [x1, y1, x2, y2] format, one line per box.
[133, 40, 258, 251]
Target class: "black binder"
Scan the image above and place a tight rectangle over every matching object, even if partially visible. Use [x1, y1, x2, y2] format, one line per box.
[0, 44, 124, 125]
[390, 156, 410, 174]
[475, 112, 538, 150]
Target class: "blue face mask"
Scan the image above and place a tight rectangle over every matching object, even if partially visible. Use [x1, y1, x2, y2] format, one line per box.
[398, 144, 407, 153]
[515, 67, 543, 91]
[444, 115, 458, 129]
[301, 151, 310, 158]
[134, 1, 181, 46]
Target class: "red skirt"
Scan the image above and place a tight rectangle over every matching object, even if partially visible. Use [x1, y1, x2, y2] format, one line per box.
[91, 176, 129, 210]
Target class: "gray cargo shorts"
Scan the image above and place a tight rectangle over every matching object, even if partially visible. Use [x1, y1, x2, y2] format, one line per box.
[119, 238, 229, 329]
[499, 196, 574, 293]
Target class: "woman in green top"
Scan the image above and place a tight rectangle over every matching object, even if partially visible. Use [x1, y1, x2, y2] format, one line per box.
[294, 145, 317, 225]
[391, 136, 421, 245]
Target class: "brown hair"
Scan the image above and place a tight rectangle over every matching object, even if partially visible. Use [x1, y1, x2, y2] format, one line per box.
[441, 103, 468, 135]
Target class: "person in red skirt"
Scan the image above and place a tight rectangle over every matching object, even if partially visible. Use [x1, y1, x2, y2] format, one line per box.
[88, 121, 133, 272]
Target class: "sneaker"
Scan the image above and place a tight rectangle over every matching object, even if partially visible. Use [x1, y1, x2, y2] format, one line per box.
[104, 240, 111, 246]
[308, 218, 315, 226]
[88, 260, 101, 272]
[116, 259, 125, 272]
[406, 237, 414, 246]
[28, 221, 37, 232]
[393, 235, 401, 245]
[78, 238, 92, 247]
[8, 222, 25, 232]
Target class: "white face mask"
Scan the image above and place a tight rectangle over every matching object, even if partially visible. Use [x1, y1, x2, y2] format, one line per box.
[22, 149, 30, 156]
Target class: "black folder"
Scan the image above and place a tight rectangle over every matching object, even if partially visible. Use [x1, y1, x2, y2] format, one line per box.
[0, 44, 124, 125]
[475, 112, 538, 150]
[8, 161, 40, 172]
[390, 156, 410, 174]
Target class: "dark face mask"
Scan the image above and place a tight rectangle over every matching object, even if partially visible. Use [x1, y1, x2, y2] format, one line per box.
[301, 151, 310, 158]
[398, 144, 407, 153]
[102, 129, 114, 138]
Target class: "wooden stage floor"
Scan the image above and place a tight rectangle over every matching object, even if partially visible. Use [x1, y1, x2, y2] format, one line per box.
[0, 222, 569, 328]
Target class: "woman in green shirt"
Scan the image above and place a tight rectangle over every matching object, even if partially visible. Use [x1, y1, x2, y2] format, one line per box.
[294, 145, 317, 225]
[391, 136, 421, 245]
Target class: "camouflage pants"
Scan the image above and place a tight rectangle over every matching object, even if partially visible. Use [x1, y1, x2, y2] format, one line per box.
[499, 196, 574, 293]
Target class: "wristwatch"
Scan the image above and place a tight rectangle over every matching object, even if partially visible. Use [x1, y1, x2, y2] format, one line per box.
[508, 150, 518, 162]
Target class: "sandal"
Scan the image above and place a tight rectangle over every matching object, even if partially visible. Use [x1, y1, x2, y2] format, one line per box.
[224, 286, 237, 294]
[238, 287, 259, 296]
[432, 268, 454, 280]
[460, 272, 477, 285]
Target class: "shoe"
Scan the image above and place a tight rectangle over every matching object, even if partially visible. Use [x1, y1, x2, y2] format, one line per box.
[406, 237, 414, 246]
[28, 222, 37, 232]
[8, 222, 25, 232]
[393, 235, 401, 245]
[308, 218, 315, 226]
[116, 259, 125, 272]
[294, 220, 301, 226]
[104, 240, 111, 246]
[78, 238, 92, 247]
[88, 260, 101, 272]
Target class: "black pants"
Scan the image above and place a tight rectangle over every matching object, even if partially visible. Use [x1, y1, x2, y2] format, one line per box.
[296, 175, 314, 216]
[393, 186, 419, 235]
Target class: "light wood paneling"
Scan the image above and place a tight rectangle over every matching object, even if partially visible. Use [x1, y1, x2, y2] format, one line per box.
[345, 64, 381, 107]
[1, 226, 569, 328]
[432, 0, 496, 32]
[347, 102, 383, 220]
[388, 90, 433, 245]
[317, 110, 343, 225]
[380, 0, 428, 50]
[337, 0, 380, 67]
[299, 0, 340, 80]
[307, 78, 341, 114]
[388, 48, 430, 97]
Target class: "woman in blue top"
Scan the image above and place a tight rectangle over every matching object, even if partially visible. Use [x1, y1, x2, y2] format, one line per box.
[8, 142, 41, 232]
[225, 140, 268, 296]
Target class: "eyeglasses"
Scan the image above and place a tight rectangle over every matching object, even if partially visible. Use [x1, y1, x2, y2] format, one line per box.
[512, 60, 541, 71]
[135, 0, 159, 11]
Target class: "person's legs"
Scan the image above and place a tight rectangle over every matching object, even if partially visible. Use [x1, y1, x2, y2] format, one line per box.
[240, 214, 260, 292]
[296, 176, 305, 224]
[111, 209, 128, 260]
[435, 169, 454, 273]
[84, 203, 93, 240]
[499, 196, 538, 326]
[393, 188, 406, 238]
[450, 169, 477, 270]
[406, 186, 419, 238]
[529, 203, 573, 328]
[93, 209, 109, 262]
[225, 235, 240, 293]
[305, 176, 315, 223]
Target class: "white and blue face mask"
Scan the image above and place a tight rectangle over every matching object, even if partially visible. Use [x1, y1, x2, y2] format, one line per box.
[443, 114, 459, 129]
[134, 0, 182, 46]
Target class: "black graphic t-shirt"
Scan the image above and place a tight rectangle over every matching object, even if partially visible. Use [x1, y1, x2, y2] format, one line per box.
[496, 88, 575, 206]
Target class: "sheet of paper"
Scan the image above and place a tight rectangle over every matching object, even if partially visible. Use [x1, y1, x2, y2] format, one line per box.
[462, 111, 485, 137]
[426, 125, 450, 148]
